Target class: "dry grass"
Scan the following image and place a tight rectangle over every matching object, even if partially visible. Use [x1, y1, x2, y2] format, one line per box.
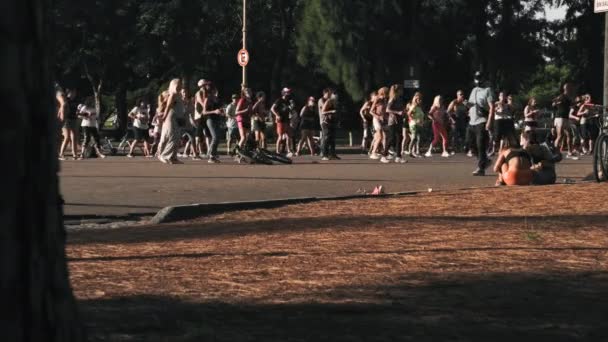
[68, 184, 608, 341]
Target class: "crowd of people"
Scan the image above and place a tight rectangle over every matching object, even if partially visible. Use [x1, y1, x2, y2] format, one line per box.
[55, 73, 603, 186]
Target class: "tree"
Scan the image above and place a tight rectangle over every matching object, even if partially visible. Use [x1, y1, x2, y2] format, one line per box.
[0, 0, 84, 340]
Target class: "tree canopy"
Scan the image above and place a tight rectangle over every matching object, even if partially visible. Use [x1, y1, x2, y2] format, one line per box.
[53, 0, 605, 127]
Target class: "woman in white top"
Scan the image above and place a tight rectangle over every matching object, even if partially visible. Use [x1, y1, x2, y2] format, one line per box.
[157, 79, 185, 164]
[523, 97, 539, 132]
[78, 104, 106, 159]
[127, 100, 151, 158]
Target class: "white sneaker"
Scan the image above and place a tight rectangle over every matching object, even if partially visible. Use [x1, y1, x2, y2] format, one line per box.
[386, 154, 394, 160]
[287, 152, 294, 158]
[380, 156, 390, 163]
[425, 151, 432, 158]
[394, 157, 402, 163]
[370, 153, 381, 160]
[450, 151, 456, 156]
[466, 151, 473, 157]
[403, 151, 411, 156]
[441, 151, 450, 158]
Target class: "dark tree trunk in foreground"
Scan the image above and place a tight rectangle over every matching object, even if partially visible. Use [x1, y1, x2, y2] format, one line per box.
[0, 1, 85, 341]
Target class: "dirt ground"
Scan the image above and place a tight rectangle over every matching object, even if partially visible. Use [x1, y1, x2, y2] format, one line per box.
[67, 183, 608, 341]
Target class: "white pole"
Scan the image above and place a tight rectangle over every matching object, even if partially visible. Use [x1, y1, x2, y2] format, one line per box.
[242, 0, 247, 89]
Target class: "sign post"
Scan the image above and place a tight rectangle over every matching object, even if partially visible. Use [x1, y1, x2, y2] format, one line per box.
[241, 0, 248, 88]
[596, 1, 608, 109]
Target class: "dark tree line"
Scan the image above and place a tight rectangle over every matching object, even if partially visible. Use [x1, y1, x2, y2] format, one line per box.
[53, 0, 605, 130]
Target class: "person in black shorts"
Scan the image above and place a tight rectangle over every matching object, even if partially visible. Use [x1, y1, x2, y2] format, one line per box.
[58, 88, 81, 160]
[359, 92, 375, 154]
[127, 100, 151, 158]
[492, 92, 516, 154]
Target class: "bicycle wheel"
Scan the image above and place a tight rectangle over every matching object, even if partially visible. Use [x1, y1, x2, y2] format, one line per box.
[593, 133, 608, 182]
[258, 148, 293, 164]
[252, 150, 274, 165]
[234, 147, 256, 164]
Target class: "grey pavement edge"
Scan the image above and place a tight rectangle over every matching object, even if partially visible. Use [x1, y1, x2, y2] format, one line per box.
[150, 192, 421, 224]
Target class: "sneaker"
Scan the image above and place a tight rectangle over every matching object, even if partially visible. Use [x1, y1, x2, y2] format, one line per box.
[208, 158, 219, 164]
[98, 154, 106, 159]
[394, 157, 407, 164]
[370, 153, 381, 160]
[466, 151, 474, 158]
[58, 156, 65, 161]
[321, 156, 330, 161]
[287, 152, 294, 158]
[127, 154, 134, 158]
[472, 169, 485, 176]
[425, 151, 432, 158]
[450, 151, 456, 156]
[441, 151, 450, 158]
[386, 154, 395, 160]
[380, 156, 390, 163]
[158, 156, 168, 164]
[403, 151, 411, 156]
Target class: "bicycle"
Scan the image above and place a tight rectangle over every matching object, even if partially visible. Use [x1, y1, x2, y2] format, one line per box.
[592, 105, 608, 182]
[233, 131, 292, 165]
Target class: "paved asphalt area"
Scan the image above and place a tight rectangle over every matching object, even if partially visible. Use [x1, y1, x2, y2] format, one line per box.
[60, 151, 593, 217]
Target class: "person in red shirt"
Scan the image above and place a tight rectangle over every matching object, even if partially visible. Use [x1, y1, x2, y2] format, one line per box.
[236, 87, 253, 149]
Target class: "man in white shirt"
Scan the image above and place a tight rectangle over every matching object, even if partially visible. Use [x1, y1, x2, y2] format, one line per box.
[127, 100, 151, 157]
[78, 104, 106, 159]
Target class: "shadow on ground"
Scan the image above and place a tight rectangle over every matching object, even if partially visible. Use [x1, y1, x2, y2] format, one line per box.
[81, 272, 608, 342]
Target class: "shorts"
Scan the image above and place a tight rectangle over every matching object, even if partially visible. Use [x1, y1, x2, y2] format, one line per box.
[226, 126, 239, 140]
[62, 118, 78, 130]
[238, 120, 251, 131]
[252, 119, 266, 132]
[554, 117, 571, 131]
[525, 121, 538, 128]
[503, 169, 533, 186]
[494, 119, 515, 143]
[276, 121, 289, 136]
[300, 120, 316, 131]
[133, 127, 149, 141]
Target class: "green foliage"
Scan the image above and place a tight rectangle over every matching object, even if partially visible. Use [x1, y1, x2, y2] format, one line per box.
[522, 64, 573, 107]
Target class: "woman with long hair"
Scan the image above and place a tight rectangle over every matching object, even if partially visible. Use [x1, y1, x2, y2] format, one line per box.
[157, 78, 185, 164]
[407, 92, 424, 157]
[236, 87, 253, 149]
[493, 138, 533, 186]
[385, 84, 406, 163]
[58, 89, 81, 160]
[252, 91, 268, 149]
[296, 96, 318, 156]
[370, 87, 389, 160]
[425, 95, 450, 158]
[359, 91, 376, 154]
[202, 84, 224, 163]
[523, 97, 540, 132]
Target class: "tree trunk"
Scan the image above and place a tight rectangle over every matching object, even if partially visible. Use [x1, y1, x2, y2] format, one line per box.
[0, 1, 85, 341]
[94, 81, 102, 121]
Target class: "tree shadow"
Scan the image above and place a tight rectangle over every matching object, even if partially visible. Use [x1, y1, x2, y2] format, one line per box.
[80, 271, 608, 341]
[68, 214, 608, 246]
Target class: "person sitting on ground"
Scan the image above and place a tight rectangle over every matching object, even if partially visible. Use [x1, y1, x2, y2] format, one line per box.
[521, 131, 558, 185]
[493, 137, 533, 186]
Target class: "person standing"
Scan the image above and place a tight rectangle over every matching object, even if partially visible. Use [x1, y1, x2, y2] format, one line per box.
[127, 100, 151, 158]
[271, 88, 295, 157]
[359, 92, 375, 154]
[447, 90, 468, 153]
[425, 95, 450, 158]
[320, 89, 340, 160]
[77, 104, 106, 159]
[467, 71, 495, 176]
[157, 79, 185, 164]
[523, 97, 540, 132]
[385, 85, 406, 163]
[370, 87, 389, 160]
[236, 88, 253, 149]
[296, 96, 318, 156]
[194, 80, 211, 158]
[407, 92, 425, 158]
[252, 91, 268, 149]
[552, 83, 576, 159]
[225, 94, 239, 155]
[202, 84, 224, 163]
[58, 89, 81, 160]
[492, 92, 516, 154]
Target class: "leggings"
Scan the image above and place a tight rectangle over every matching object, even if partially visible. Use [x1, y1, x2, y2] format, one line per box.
[431, 122, 448, 150]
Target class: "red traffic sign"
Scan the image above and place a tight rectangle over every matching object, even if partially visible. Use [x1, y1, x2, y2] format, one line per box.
[238, 49, 250, 67]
